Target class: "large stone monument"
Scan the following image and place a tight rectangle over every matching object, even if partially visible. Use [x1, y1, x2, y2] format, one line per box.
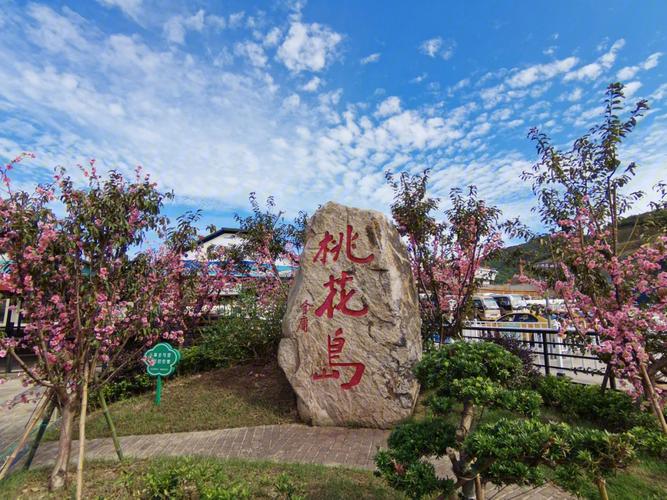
[278, 201, 422, 428]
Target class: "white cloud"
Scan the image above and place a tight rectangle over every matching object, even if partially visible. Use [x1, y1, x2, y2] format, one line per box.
[302, 76, 322, 92]
[3, 3, 666, 226]
[207, 15, 226, 30]
[617, 52, 662, 81]
[572, 105, 605, 127]
[643, 52, 662, 70]
[467, 122, 491, 139]
[420, 37, 441, 57]
[264, 27, 281, 47]
[411, 73, 427, 84]
[491, 107, 512, 121]
[282, 93, 301, 109]
[419, 37, 456, 59]
[564, 87, 583, 102]
[448, 78, 470, 95]
[228, 11, 245, 28]
[360, 52, 381, 65]
[617, 66, 638, 80]
[564, 38, 625, 81]
[375, 96, 401, 117]
[543, 46, 557, 56]
[97, 0, 142, 20]
[26, 4, 88, 56]
[234, 41, 267, 67]
[507, 56, 578, 88]
[163, 10, 205, 45]
[624, 80, 642, 98]
[277, 21, 342, 73]
[652, 83, 667, 101]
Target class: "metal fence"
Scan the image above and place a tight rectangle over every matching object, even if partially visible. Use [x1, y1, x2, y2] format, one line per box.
[3, 316, 36, 374]
[435, 322, 612, 386]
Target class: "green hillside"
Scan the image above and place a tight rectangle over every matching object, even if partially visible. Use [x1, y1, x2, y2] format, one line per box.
[489, 209, 667, 284]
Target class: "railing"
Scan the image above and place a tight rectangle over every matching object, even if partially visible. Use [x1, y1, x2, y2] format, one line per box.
[434, 321, 612, 385]
[3, 316, 36, 374]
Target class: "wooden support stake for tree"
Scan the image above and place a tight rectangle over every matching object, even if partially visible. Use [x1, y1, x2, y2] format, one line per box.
[474, 474, 485, 500]
[99, 392, 123, 461]
[23, 396, 57, 471]
[596, 477, 609, 500]
[600, 363, 610, 392]
[75, 364, 89, 500]
[640, 363, 667, 435]
[0, 390, 51, 480]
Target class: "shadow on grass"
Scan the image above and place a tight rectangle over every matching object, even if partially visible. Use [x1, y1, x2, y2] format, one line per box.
[45, 360, 298, 441]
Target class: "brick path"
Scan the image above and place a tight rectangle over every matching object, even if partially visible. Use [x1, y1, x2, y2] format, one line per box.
[29, 424, 572, 499]
[0, 375, 42, 457]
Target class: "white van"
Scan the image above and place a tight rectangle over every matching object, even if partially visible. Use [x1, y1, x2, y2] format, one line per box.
[492, 294, 528, 314]
[472, 295, 502, 321]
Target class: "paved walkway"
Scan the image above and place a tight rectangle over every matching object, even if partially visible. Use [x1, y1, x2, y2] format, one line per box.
[0, 375, 42, 457]
[29, 424, 572, 499]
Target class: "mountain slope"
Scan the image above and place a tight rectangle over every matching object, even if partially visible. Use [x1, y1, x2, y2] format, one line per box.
[488, 208, 667, 284]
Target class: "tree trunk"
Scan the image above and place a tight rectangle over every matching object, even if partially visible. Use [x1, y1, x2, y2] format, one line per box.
[461, 478, 476, 500]
[455, 402, 477, 500]
[76, 364, 90, 500]
[49, 397, 76, 491]
[456, 401, 475, 443]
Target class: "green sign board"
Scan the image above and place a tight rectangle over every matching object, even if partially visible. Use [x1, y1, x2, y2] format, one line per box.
[143, 342, 181, 405]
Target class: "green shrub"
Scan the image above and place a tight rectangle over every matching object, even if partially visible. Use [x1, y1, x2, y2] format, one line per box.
[177, 344, 210, 374]
[139, 457, 251, 499]
[537, 376, 658, 432]
[376, 342, 546, 499]
[273, 472, 305, 500]
[182, 285, 286, 373]
[628, 426, 667, 458]
[99, 371, 153, 405]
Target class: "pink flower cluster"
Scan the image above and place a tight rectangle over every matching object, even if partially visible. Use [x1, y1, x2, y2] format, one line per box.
[0, 157, 237, 395]
[542, 207, 666, 399]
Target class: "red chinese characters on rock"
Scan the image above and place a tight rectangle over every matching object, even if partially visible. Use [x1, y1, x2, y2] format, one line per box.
[297, 300, 312, 333]
[313, 224, 375, 265]
[310, 224, 374, 390]
[312, 328, 366, 390]
[314, 271, 368, 319]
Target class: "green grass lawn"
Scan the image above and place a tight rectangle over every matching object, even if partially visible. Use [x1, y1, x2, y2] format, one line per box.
[560, 456, 667, 500]
[0, 456, 405, 499]
[45, 360, 298, 440]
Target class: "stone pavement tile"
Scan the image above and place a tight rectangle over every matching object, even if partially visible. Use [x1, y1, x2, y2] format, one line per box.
[27, 424, 572, 499]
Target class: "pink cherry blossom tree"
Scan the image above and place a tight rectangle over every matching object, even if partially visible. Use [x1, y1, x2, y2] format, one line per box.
[226, 192, 306, 312]
[523, 82, 667, 433]
[386, 172, 528, 341]
[0, 156, 235, 490]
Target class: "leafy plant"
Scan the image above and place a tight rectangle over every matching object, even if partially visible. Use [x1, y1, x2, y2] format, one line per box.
[385, 172, 529, 342]
[537, 375, 659, 432]
[376, 341, 642, 499]
[376, 341, 543, 498]
[187, 284, 286, 371]
[627, 426, 667, 458]
[140, 457, 251, 499]
[274, 472, 305, 500]
[0, 160, 235, 490]
[522, 82, 667, 432]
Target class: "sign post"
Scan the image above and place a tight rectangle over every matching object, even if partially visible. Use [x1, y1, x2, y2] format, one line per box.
[143, 342, 181, 406]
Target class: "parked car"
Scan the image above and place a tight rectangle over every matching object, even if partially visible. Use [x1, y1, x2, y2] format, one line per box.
[472, 295, 501, 321]
[492, 294, 528, 314]
[498, 312, 560, 329]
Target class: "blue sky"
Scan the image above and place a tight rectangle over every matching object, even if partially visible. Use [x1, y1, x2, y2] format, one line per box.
[1, 0, 666, 234]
